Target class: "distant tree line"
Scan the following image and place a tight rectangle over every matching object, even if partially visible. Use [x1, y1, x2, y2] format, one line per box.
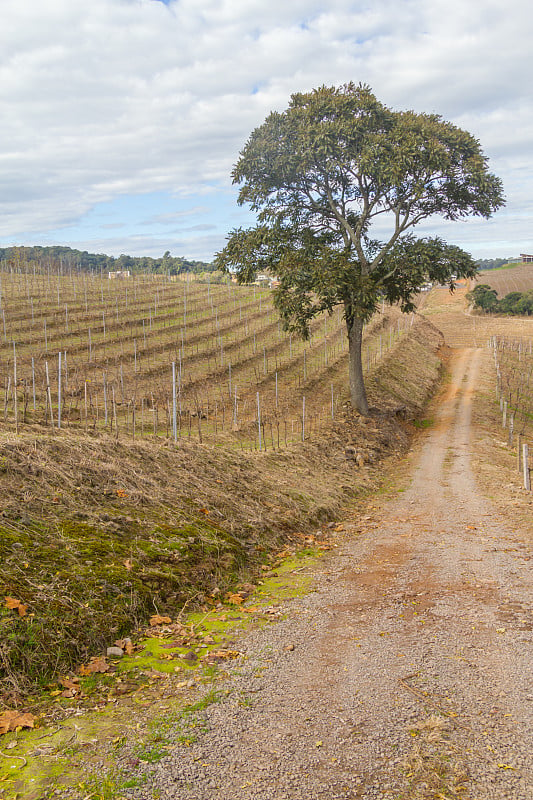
[467, 284, 533, 316]
[0, 245, 216, 275]
[475, 257, 517, 270]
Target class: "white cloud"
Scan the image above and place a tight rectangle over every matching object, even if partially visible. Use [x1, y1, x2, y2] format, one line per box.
[0, 0, 531, 257]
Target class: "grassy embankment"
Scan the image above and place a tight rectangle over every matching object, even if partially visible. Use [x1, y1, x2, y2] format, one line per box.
[0, 310, 444, 704]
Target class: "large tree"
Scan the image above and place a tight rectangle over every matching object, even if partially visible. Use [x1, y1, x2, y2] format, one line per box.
[215, 83, 504, 413]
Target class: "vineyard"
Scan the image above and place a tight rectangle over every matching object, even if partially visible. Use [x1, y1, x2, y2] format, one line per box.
[0, 270, 411, 448]
[490, 333, 533, 488]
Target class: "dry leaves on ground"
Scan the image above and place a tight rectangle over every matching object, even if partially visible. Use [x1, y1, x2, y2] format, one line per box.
[115, 638, 134, 655]
[226, 593, 245, 605]
[0, 710, 37, 735]
[79, 657, 110, 676]
[202, 649, 241, 664]
[149, 614, 172, 626]
[4, 597, 27, 617]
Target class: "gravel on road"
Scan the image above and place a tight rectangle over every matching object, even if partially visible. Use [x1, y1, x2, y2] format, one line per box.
[123, 347, 533, 800]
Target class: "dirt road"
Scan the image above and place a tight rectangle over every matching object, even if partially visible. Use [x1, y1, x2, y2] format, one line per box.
[138, 347, 533, 800]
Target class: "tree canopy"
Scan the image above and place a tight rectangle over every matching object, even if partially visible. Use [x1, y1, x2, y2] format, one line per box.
[215, 83, 504, 413]
[468, 284, 533, 315]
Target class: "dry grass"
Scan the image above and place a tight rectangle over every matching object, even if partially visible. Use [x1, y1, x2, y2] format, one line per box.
[422, 282, 533, 349]
[402, 715, 470, 799]
[469, 348, 533, 544]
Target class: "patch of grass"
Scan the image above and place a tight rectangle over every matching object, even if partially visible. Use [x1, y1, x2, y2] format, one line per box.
[132, 688, 221, 762]
[413, 417, 434, 429]
[135, 741, 168, 763]
[76, 774, 121, 800]
[77, 769, 149, 799]
[402, 715, 470, 799]
[0, 511, 250, 697]
[184, 688, 221, 712]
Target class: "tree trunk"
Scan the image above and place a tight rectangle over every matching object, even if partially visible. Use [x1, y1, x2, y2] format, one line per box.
[347, 314, 369, 414]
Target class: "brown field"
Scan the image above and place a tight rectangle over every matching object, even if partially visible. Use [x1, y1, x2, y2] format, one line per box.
[478, 261, 533, 296]
[422, 281, 533, 347]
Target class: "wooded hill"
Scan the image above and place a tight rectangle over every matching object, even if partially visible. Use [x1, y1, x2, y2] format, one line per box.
[0, 245, 215, 276]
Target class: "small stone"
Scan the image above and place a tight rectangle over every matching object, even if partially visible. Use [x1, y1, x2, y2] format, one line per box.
[285, 644, 295, 652]
[182, 650, 198, 663]
[106, 646, 124, 658]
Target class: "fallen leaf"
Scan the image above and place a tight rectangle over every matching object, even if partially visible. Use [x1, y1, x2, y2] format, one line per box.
[0, 710, 36, 735]
[60, 677, 80, 690]
[4, 597, 27, 616]
[198, 508, 209, 514]
[114, 638, 133, 653]
[79, 657, 110, 676]
[150, 614, 172, 626]
[227, 594, 244, 605]
[203, 649, 240, 663]
[123, 559, 133, 571]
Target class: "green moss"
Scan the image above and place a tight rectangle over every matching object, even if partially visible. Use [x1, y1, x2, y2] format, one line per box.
[0, 544, 331, 799]
[0, 513, 254, 693]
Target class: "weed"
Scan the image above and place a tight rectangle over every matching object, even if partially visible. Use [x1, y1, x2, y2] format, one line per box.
[413, 417, 434, 429]
[78, 769, 148, 799]
[121, 774, 147, 789]
[201, 663, 219, 679]
[184, 688, 221, 712]
[402, 715, 470, 799]
[135, 741, 168, 763]
[237, 691, 253, 708]
[76, 774, 120, 800]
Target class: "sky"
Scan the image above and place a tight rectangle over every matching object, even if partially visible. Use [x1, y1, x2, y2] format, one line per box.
[0, 0, 532, 262]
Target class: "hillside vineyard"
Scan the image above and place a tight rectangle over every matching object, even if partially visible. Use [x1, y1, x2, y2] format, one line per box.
[0, 270, 411, 447]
